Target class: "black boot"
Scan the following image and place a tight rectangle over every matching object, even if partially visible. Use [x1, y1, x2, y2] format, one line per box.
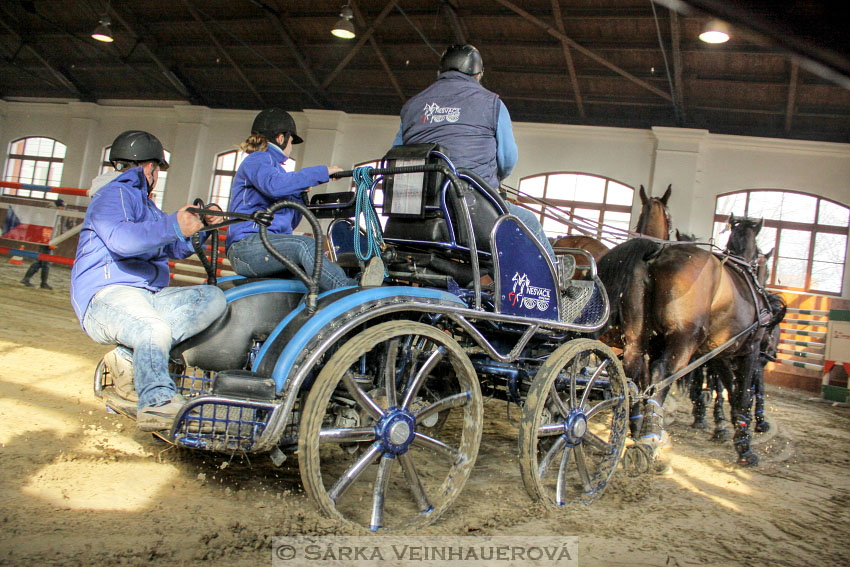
[39, 263, 52, 290]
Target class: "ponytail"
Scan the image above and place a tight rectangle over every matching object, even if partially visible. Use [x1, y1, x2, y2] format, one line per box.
[239, 133, 268, 154]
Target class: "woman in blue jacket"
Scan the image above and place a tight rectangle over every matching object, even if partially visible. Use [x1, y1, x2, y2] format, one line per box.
[226, 109, 361, 291]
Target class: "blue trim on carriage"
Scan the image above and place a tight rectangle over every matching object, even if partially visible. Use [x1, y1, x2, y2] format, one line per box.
[216, 275, 245, 284]
[222, 278, 308, 302]
[264, 286, 466, 392]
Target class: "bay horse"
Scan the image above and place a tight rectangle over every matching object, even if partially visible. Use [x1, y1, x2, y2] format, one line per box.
[597, 215, 782, 467]
[551, 184, 673, 264]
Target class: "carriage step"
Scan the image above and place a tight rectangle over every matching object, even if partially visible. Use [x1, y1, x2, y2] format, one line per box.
[212, 369, 276, 399]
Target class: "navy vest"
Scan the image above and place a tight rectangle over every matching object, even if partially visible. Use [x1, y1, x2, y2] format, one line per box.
[400, 71, 501, 187]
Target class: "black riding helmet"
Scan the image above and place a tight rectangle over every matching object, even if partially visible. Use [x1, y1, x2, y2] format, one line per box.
[251, 108, 304, 145]
[109, 130, 169, 171]
[439, 44, 483, 76]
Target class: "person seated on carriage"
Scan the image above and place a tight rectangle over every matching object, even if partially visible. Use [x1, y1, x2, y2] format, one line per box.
[70, 130, 227, 431]
[392, 43, 557, 263]
[226, 108, 384, 290]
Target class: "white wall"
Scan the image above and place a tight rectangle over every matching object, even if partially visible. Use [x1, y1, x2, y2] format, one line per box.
[1, 99, 849, 296]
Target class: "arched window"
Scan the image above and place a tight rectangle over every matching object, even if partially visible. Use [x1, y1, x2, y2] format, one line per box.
[517, 172, 634, 245]
[714, 190, 849, 295]
[210, 149, 294, 211]
[3, 137, 66, 200]
[100, 145, 171, 209]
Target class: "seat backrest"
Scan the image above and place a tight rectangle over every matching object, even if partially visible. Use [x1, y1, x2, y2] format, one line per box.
[381, 144, 507, 253]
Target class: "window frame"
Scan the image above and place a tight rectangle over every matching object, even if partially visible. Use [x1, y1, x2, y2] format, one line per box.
[713, 189, 848, 295]
[3, 136, 67, 201]
[517, 171, 635, 246]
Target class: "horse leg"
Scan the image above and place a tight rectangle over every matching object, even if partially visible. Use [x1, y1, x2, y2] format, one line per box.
[689, 366, 708, 429]
[731, 352, 760, 467]
[753, 363, 770, 433]
[710, 361, 732, 442]
[623, 349, 649, 440]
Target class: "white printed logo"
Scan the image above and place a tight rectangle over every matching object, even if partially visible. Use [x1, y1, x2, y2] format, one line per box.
[422, 102, 461, 124]
[508, 272, 551, 311]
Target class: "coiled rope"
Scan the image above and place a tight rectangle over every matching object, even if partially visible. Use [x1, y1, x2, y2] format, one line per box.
[352, 166, 385, 263]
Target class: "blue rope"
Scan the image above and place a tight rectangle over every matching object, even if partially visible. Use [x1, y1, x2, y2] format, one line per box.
[352, 166, 384, 264]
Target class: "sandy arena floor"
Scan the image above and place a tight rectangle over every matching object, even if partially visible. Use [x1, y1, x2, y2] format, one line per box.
[2, 260, 850, 566]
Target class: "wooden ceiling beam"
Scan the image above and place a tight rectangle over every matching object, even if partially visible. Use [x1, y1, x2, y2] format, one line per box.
[246, 0, 329, 108]
[350, 0, 405, 103]
[493, 0, 672, 102]
[0, 10, 83, 97]
[785, 61, 799, 135]
[669, 9, 686, 124]
[322, 0, 395, 89]
[106, 4, 201, 103]
[551, 0, 584, 117]
[180, 0, 265, 107]
[440, 0, 467, 44]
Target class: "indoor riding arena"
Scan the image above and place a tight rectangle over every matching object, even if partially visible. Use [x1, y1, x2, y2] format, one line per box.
[1, 2, 849, 567]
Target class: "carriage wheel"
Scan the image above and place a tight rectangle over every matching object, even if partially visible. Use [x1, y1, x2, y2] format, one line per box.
[519, 339, 628, 506]
[298, 320, 482, 531]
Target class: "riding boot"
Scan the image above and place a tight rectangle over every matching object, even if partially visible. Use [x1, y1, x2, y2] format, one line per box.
[22, 262, 39, 286]
[40, 263, 52, 290]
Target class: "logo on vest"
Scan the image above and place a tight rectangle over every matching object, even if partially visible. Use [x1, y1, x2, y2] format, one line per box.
[422, 102, 460, 124]
[508, 272, 551, 311]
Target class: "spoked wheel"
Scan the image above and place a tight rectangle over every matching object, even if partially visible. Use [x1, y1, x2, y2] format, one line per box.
[519, 339, 628, 507]
[298, 320, 483, 531]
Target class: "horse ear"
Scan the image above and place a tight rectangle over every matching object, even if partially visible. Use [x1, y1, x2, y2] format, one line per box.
[764, 247, 774, 260]
[755, 217, 764, 233]
[639, 185, 648, 204]
[661, 184, 672, 205]
[729, 212, 736, 225]
[675, 229, 681, 240]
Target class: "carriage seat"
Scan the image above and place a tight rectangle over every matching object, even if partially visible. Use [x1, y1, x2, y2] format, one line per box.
[381, 144, 509, 254]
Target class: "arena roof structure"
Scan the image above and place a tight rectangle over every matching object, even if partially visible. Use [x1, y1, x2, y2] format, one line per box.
[1, 0, 847, 143]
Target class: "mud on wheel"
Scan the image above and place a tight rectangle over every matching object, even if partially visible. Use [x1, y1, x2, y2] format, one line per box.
[519, 338, 628, 507]
[298, 320, 483, 531]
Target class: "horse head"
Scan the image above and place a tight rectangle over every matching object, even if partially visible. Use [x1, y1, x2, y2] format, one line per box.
[635, 184, 673, 239]
[726, 214, 763, 263]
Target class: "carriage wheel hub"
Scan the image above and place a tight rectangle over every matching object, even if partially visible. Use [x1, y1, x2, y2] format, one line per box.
[378, 409, 416, 454]
[564, 410, 588, 444]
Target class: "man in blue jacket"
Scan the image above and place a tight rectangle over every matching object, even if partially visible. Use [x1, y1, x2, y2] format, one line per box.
[394, 44, 556, 262]
[71, 130, 226, 431]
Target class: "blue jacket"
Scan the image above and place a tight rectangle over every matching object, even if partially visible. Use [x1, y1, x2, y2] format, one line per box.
[396, 71, 518, 187]
[70, 167, 198, 324]
[225, 143, 330, 248]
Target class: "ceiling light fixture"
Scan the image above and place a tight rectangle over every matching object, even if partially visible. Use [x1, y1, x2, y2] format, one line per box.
[91, 15, 114, 43]
[699, 19, 730, 44]
[331, 4, 356, 39]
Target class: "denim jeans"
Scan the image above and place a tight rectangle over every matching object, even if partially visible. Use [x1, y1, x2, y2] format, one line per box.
[83, 284, 227, 409]
[227, 233, 355, 291]
[507, 203, 557, 262]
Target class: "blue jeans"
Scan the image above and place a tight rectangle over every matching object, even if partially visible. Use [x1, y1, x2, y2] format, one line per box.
[227, 233, 355, 292]
[508, 203, 556, 262]
[83, 284, 227, 409]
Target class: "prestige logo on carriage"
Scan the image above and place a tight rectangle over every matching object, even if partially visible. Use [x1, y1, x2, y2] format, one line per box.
[508, 272, 551, 312]
[422, 102, 460, 123]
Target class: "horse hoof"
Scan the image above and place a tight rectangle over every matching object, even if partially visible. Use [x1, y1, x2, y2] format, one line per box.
[651, 458, 673, 476]
[755, 421, 771, 433]
[691, 419, 708, 430]
[623, 444, 653, 477]
[737, 452, 759, 467]
[711, 429, 731, 442]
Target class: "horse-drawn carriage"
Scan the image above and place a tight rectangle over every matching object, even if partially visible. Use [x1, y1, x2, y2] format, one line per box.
[93, 144, 630, 531]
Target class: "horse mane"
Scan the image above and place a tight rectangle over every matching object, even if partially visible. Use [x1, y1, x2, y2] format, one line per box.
[597, 238, 663, 329]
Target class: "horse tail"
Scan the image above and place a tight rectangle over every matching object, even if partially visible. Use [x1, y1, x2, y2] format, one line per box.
[597, 237, 663, 329]
[765, 292, 786, 329]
